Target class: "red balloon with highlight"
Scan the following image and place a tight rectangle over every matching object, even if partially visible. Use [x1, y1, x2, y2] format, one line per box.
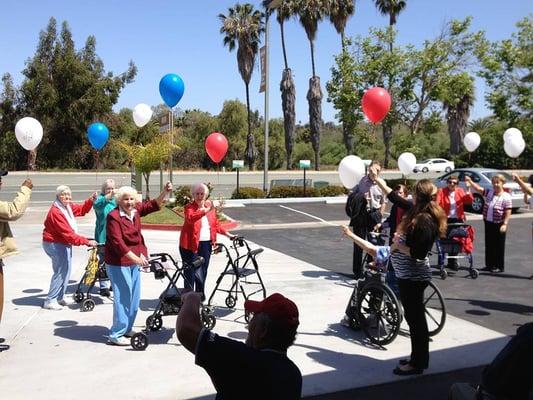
[205, 132, 228, 163]
[361, 87, 392, 124]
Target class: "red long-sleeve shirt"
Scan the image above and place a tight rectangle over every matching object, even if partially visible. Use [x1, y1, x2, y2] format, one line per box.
[104, 199, 160, 266]
[436, 187, 473, 221]
[179, 202, 228, 253]
[42, 199, 94, 246]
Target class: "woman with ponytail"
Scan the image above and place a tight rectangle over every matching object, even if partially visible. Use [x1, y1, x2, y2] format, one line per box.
[373, 178, 447, 375]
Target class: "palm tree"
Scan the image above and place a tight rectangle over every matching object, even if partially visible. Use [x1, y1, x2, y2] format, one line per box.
[219, 4, 264, 170]
[373, 0, 406, 167]
[296, 0, 328, 170]
[328, 0, 356, 153]
[275, 0, 297, 168]
[443, 74, 475, 155]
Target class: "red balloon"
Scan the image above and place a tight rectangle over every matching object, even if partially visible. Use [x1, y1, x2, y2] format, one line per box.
[361, 87, 392, 124]
[205, 132, 228, 163]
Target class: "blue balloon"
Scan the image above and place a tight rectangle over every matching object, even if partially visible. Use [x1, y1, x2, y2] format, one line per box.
[159, 73, 185, 108]
[87, 122, 109, 151]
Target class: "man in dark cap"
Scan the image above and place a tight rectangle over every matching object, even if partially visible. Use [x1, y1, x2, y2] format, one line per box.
[176, 292, 302, 400]
[0, 171, 33, 352]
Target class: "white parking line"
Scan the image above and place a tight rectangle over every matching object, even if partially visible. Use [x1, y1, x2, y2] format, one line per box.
[279, 204, 341, 227]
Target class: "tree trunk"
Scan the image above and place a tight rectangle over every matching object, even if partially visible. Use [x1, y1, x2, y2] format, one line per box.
[307, 76, 323, 171]
[244, 82, 255, 170]
[281, 68, 296, 169]
[382, 122, 393, 169]
[309, 40, 316, 78]
[447, 94, 471, 155]
[28, 150, 37, 171]
[343, 123, 353, 154]
[280, 22, 288, 70]
[143, 171, 150, 199]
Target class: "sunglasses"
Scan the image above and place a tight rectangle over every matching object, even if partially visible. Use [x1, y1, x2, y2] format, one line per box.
[447, 181, 458, 185]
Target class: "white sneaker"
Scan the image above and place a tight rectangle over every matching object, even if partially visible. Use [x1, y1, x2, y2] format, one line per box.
[107, 336, 130, 346]
[58, 298, 74, 306]
[43, 300, 63, 310]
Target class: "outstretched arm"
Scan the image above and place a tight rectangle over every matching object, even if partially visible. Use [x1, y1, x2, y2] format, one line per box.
[374, 177, 392, 196]
[465, 176, 484, 194]
[176, 291, 203, 354]
[341, 225, 377, 258]
[512, 173, 533, 196]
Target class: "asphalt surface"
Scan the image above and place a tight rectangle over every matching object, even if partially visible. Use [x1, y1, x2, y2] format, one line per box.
[224, 202, 533, 400]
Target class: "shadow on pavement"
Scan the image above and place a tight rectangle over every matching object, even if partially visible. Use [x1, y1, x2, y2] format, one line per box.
[447, 298, 533, 316]
[54, 323, 109, 344]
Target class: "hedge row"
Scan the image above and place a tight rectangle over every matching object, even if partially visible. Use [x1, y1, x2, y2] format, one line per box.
[230, 185, 347, 199]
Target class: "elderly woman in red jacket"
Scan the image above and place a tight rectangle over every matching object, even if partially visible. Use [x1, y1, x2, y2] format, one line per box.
[104, 183, 172, 346]
[42, 185, 98, 310]
[436, 175, 473, 270]
[179, 183, 235, 300]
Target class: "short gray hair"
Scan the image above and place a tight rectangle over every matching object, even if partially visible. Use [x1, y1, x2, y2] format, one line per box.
[191, 182, 209, 196]
[101, 179, 115, 194]
[115, 186, 138, 201]
[56, 185, 71, 196]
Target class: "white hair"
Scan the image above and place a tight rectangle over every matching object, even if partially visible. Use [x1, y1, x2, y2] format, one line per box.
[56, 185, 71, 196]
[192, 182, 209, 196]
[100, 179, 115, 194]
[115, 186, 138, 201]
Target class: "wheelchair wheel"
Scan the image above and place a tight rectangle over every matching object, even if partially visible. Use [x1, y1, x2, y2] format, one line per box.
[424, 281, 447, 337]
[202, 313, 216, 330]
[146, 315, 163, 332]
[357, 282, 401, 346]
[470, 268, 479, 279]
[73, 291, 84, 303]
[131, 332, 148, 351]
[81, 298, 95, 312]
[225, 295, 236, 309]
[440, 268, 448, 280]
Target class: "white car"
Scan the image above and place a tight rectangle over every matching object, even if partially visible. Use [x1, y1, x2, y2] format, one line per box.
[413, 158, 455, 173]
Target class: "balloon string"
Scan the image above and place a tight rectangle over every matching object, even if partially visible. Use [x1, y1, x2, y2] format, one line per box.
[95, 151, 99, 189]
[26, 151, 30, 179]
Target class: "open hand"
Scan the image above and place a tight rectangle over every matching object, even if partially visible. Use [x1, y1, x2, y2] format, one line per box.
[22, 179, 33, 189]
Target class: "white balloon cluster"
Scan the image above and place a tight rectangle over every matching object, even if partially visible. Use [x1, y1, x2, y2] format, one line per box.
[503, 128, 525, 158]
[338, 155, 366, 189]
[463, 132, 481, 152]
[397, 152, 417, 175]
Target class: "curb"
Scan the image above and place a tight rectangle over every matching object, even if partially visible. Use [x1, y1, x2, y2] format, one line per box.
[142, 219, 240, 231]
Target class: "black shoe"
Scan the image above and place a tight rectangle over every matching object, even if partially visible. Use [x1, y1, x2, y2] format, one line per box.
[393, 365, 424, 376]
[0, 337, 4, 344]
[0, 344, 10, 352]
[398, 358, 410, 366]
[446, 264, 459, 271]
[99, 288, 111, 297]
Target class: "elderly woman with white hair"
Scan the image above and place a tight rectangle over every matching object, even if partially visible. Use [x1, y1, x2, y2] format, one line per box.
[179, 183, 235, 301]
[104, 182, 172, 346]
[42, 186, 98, 310]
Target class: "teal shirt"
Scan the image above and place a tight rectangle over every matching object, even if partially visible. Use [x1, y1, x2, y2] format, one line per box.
[93, 194, 117, 244]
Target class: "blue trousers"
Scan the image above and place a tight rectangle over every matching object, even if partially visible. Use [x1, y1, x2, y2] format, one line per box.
[179, 241, 212, 296]
[105, 264, 141, 339]
[43, 241, 72, 302]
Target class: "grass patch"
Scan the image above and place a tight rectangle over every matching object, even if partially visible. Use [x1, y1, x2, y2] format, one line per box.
[141, 206, 184, 225]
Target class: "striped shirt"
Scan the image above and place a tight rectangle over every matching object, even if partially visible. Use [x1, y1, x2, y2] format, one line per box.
[390, 251, 432, 281]
[482, 189, 512, 223]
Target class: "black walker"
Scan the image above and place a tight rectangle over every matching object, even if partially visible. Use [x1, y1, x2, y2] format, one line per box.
[207, 236, 266, 320]
[130, 253, 216, 351]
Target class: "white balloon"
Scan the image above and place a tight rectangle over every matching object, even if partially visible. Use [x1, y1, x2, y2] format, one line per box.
[504, 136, 526, 158]
[463, 131, 481, 152]
[397, 152, 417, 175]
[338, 155, 366, 189]
[15, 117, 43, 151]
[132, 103, 153, 128]
[503, 127, 522, 143]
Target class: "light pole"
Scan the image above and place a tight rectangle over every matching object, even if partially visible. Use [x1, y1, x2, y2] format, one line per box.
[262, 0, 282, 193]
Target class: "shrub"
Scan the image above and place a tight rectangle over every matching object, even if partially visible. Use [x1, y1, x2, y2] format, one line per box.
[269, 185, 318, 198]
[173, 185, 191, 207]
[318, 185, 347, 197]
[231, 187, 266, 199]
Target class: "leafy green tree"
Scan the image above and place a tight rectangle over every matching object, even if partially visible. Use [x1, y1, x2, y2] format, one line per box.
[219, 4, 264, 170]
[217, 99, 249, 168]
[18, 18, 136, 169]
[116, 134, 177, 198]
[0, 73, 25, 169]
[295, 0, 328, 170]
[476, 15, 533, 125]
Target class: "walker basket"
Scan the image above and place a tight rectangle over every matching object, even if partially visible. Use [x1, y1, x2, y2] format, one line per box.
[439, 239, 462, 254]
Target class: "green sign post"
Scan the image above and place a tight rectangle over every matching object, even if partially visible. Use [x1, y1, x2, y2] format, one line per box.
[299, 160, 311, 196]
[232, 160, 244, 196]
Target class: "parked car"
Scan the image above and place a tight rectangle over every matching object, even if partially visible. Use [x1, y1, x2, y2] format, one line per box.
[434, 168, 524, 213]
[413, 158, 455, 173]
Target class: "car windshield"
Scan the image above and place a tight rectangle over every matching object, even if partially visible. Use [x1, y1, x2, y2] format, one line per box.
[482, 171, 513, 181]
[420, 159, 431, 164]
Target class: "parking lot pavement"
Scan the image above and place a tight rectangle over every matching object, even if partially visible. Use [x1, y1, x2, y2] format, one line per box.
[0, 225, 512, 400]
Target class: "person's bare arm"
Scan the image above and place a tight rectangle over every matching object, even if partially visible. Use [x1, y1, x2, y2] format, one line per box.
[176, 291, 203, 354]
[500, 209, 512, 233]
[374, 177, 392, 196]
[512, 173, 533, 196]
[465, 176, 483, 194]
[341, 225, 377, 257]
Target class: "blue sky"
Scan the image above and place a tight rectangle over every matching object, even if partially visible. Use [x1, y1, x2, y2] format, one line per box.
[0, 0, 530, 124]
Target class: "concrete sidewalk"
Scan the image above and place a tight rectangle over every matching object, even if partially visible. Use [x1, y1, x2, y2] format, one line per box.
[0, 225, 508, 400]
